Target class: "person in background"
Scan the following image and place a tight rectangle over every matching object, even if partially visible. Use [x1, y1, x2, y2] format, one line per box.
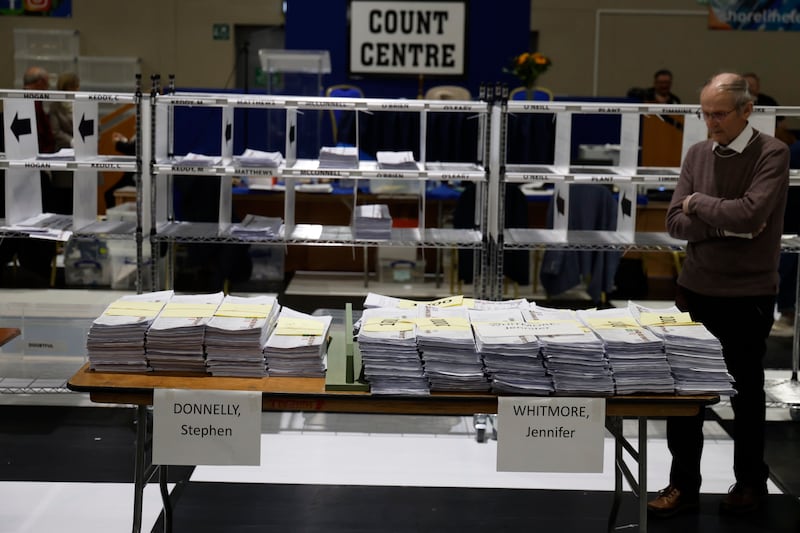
[0, 67, 58, 286]
[49, 72, 80, 150]
[644, 69, 681, 104]
[104, 131, 136, 209]
[742, 72, 800, 336]
[48, 72, 80, 215]
[648, 73, 789, 518]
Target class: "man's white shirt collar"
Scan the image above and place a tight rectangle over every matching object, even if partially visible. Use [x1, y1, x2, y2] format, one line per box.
[712, 123, 754, 154]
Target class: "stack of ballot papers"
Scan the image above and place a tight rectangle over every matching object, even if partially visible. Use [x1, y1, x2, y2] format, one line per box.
[173, 152, 222, 167]
[227, 214, 282, 240]
[376, 150, 418, 170]
[145, 292, 225, 372]
[469, 308, 552, 395]
[353, 204, 392, 240]
[578, 307, 673, 395]
[86, 290, 173, 372]
[263, 307, 331, 377]
[38, 148, 74, 160]
[629, 302, 733, 395]
[358, 307, 428, 395]
[416, 305, 488, 392]
[524, 304, 606, 394]
[318, 145, 358, 168]
[233, 148, 283, 168]
[205, 295, 280, 377]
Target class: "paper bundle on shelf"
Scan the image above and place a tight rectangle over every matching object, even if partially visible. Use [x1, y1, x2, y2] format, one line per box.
[376, 150, 418, 170]
[228, 214, 283, 240]
[357, 307, 428, 395]
[233, 148, 283, 168]
[173, 152, 221, 167]
[145, 292, 225, 373]
[263, 307, 331, 377]
[416, 305, 488, 392]
[205, 295, 280, 377]
[86, 290, 174, 372]
[318, 145, 358, 168]
[469, 307, 552, 395]
[353, 204, 392, 240]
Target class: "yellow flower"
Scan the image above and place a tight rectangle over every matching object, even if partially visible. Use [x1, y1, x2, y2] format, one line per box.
[503, 51, 552, 88]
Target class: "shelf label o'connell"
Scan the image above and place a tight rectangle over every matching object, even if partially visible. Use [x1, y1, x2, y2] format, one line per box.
[153, 388, 262, 466]
[497, 397, 605, 473]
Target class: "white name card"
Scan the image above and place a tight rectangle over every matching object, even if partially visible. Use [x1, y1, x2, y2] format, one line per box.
[153, 388, 262, 466]
[497, 397, 605, 473]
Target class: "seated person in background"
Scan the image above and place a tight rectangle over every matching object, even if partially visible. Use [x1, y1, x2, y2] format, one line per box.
[628, 69, 681, 104]
[742, 72, 796, 146]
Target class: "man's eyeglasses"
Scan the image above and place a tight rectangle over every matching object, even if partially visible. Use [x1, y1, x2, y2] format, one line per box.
[696, 108, 737, 122]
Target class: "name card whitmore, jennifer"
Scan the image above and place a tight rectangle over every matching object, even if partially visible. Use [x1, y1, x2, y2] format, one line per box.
[497, 397, 605, 473]
[153, 389, 262, 466]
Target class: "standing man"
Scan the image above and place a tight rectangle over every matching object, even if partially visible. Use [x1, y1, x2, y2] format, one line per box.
[648, 73, 789, 517]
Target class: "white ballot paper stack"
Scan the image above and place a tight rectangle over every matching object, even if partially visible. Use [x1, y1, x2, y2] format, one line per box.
[376, 150, 418, 170]
[205, 295, 280, 377]
[263, 307, 331, 377]
[469, 308, 552, 395]
[318, 145, 359, 169]
[353, 204, 393, 240]
[145, 292, 225, 373]
[86, 290, 174, 373]
[358, 307, 429, 395]
[525, 304, 608, 395]
[578, 306, 672, 395]
[416, 305, 488, 392]
[632, 303, 734, 396]
[174, 152, 222, 167]
[228, 214, 283, 240]
[233, 148, 283, 168]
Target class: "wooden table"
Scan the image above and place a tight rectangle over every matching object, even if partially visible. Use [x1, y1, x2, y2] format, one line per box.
[68, 364, 718, 533]
[0, 328, 21, 348]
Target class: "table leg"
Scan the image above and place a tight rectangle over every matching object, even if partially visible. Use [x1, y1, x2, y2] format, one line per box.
[607, 416, 623, 533]
[160, 465, 172, 533]
[638, 417, 648, 533]
[132, 405, 148, 533]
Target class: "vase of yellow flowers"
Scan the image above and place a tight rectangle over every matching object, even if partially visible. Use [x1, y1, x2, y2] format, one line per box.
[504, 51, 552, 98]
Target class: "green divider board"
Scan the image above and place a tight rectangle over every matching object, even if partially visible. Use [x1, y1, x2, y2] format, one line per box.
[325, 304, 369, 392]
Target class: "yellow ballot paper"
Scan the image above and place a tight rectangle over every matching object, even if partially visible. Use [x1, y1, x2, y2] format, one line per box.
[415, 316, 471, 331]
[273, 317, 325, 336]
[104, 300, 164, 318]
[397, 295, 464, 309]
[160, 303, 218, 318]
[637, 311, 696, 326]
[214, 303, 272, 319]
[362, 317, 416, 332]
[584, 317, 640, 329]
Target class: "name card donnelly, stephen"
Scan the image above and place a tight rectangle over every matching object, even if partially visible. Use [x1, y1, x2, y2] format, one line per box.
[497, 397, 605, 473]
[153, 389, 262, 466]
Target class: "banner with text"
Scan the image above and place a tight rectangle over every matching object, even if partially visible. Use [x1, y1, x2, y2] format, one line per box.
[497, 396, 605, 473]
[0, 0, 72, 17]
[708, 0, 800, 30]
[153, 388, 262, 466]
[349, 0, 466, 76]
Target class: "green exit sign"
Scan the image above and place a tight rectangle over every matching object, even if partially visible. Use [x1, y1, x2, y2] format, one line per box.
[212, 23, 230, 41]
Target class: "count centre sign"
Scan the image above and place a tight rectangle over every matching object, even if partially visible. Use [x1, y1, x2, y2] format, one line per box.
[153, 388, 262, 466]
[349, 1, 466, 76]
[497, 397, 606, 473]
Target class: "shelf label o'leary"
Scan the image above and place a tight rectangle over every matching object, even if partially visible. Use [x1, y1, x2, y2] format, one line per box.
[153, 388, 262, 466]
[497, 397, 605, 473]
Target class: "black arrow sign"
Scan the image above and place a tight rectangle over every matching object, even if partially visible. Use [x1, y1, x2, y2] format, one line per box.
[10, 112, 32, 142]
[78, 114, 95, 142]
[620, 193, 632, 218]
[225, 122, 232, 143]
[556, 191, 565, 217]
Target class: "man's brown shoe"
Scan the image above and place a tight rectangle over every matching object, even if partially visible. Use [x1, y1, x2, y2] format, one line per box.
[719, 483, 767, 515]
[647, 485, 700, 518]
